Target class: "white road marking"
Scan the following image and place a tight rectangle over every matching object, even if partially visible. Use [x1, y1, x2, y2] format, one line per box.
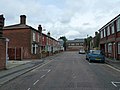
[47, 69, 51, 73]
[40, 75, 46, 78]
[111, 82, 118, 87]
[31, 60, 53, 72]
[27, 88, 31, 90]
[33, 80, 39, 85]
[106, 64, 120, 72]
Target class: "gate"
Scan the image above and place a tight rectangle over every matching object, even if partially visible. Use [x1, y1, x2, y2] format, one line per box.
[8, 47, 22, 60]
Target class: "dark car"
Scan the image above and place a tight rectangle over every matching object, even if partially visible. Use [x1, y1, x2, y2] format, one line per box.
[86, 50, 105, 63]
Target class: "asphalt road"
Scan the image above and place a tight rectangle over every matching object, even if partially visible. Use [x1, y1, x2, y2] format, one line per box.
[0, 51, 120, 90]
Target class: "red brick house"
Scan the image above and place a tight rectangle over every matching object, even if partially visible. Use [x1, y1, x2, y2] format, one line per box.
[99, 14, 120, 60]
[3, 15, 60, 60]
[3, 15, 43, 60]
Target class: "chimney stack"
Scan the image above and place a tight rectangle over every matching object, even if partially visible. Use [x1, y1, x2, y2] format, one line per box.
[47, 32, 50, 36]
[0, 14, 5, 37]
[95, 32, 98, 36]
[20, 15, 26, 24]
[38, 25, 42, 33]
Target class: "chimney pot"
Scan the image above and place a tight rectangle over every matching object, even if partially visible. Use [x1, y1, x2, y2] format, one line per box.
[38, 25, 42, 33]
[47, 32, 50, 36]
[20, 15, 26, 24]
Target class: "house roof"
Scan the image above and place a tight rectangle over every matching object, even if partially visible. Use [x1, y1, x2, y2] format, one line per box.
[99, 14, 120, 32]
[3, 24, 31, 29]
[3, 23, 58, 42]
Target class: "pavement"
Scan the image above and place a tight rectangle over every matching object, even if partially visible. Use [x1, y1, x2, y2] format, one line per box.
[0, 54, 120, 87]
[0, 59, 44, 86]
[105, 57, 120, 70]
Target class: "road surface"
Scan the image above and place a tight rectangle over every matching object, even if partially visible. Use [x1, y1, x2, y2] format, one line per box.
[0, 51, 120, 90]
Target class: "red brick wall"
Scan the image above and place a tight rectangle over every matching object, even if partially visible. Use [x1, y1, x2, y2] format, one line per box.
[0, 38, 6, 70]
[3, 29, 32, 59]
[117, 32, 120, 38]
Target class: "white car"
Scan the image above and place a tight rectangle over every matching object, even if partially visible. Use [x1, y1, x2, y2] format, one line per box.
[79, 50, 85, 54]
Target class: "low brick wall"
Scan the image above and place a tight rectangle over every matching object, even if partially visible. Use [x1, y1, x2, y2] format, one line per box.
[0, 38, 6, 70]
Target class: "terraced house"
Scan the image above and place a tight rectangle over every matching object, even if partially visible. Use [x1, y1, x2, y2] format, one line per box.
[99, 14, 120, 60]
[3, 15, 60, 60]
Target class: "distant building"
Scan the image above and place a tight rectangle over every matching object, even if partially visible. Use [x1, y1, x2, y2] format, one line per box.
[99, 14, 120, 60]
[66, 39, 84, 51]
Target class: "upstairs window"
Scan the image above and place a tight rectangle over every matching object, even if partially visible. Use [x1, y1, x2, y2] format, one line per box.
[33, 32, 36, 41]
[107, 26, 110, 36]
[104, 29, 106, 37]
[117, 18, 120, 32]
[111, 24, 115, 34]
[100, 31, 103, 38]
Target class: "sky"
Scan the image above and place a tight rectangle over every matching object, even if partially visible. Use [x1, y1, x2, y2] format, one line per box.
[0, 0, 120, 40]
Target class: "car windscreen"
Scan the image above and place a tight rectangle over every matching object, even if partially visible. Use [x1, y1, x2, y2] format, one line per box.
[91, 50, 101, 54]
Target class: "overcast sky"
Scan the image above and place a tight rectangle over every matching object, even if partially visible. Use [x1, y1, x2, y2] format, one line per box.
[0, 0, 120, 40]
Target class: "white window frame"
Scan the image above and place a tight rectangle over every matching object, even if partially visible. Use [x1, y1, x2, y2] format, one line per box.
[117, 18, 120, 32]
[104, 29, 106, 37]
[108, 43, 112, 53]
[100, 31, 103, 38]
[111, 24, 115, 34]
[118, 42, 120, 54]
[33, 32, 36, 41]
[31, 44, 37, 54]
[107, 26, 110, 36]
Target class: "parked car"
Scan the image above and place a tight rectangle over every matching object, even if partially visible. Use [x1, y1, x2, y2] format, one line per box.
[79, 49, 85, 54]
[86, 50, 105, 63]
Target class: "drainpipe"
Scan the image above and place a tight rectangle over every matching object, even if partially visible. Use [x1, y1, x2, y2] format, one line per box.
[5, 38, 9, 67]
[113, 42, 116, 60]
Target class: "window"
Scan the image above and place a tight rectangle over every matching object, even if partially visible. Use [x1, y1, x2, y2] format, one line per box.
[108, 43, 112, 53]
[117, 18, 120, 32]
[111, 24, 115, 34]
[76, 43, 79, 46]
[71, 43, 75, 46]
[31, 44, 38, 54]
[33, 32, 36, 41]
[104, 29, 106, 37]
[118, 42, 120, 54]
[100, 31, 103, 38]
[107, 26, 110, 36]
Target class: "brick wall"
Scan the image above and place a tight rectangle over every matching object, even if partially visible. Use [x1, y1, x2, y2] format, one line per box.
[3, 29, 32, 59]
[0, 38, 6, 70]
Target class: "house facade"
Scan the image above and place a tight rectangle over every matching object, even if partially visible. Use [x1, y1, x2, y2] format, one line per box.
[99, 14, 120, 60]
[66, 39, 84, 51]
[3, 15, 60, 60]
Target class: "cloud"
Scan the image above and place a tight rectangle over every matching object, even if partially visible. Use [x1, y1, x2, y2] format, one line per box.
[0, 0, 120, 40]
